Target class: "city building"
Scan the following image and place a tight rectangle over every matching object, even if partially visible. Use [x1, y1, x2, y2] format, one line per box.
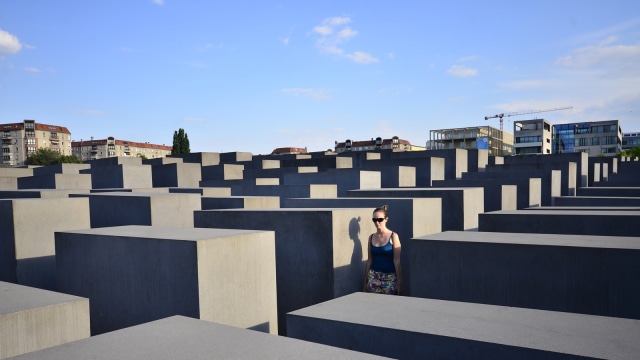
[513, 119, 553, 155]
[429, 126, 514, 156]
[1, 119, 72, 166]
[71, 136, 172, 161]
[334, 136, 413, 153]
[622, 132, 640, 151]
[271, 147, 308, 155]
[553, 120, 622, 157]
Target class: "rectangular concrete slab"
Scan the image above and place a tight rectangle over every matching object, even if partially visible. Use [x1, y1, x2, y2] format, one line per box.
[55, 226, 277, 335]
[284, 169, 381, 197]
[410, 231, 640, 319]
[194, 208, 373, 335]
[151, 162, 202, 188]
[0, 189, 90, 199]
[287, 292, 640, 360]
[81, 164, 152, 189]
[0, 198, 91, 290]
[347, 187, 484, 231]
[201, 196, 280, 209]
[69, 192, 201, 228]
[17, 174, 92, 190]
[8, 315, 390, 360]
[479, 209, 640, 236]
[168, 187, 231, 196]
[0, 281, 89, 359]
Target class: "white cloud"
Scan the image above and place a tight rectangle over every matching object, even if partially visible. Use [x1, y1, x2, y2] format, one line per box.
[152, 0, 164, 5]
[498, 79, 558, 90]
[281, 88, 331, 101]
[556, 36, 640, 69]
[74, 109, 106, 116]
[24, 67, 41, 73]
[312, 16, 379, 64]
[458, 55, 479, 62]
[446, 65, 478, 77]
[0, 29, 22, 56]
[345, 51, 379, 64]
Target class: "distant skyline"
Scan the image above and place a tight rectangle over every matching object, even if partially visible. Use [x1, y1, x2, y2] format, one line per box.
[1, 1, 639, 154]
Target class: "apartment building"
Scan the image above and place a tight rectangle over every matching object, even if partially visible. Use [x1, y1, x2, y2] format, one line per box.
[71, 137, 172, 161]
[1, 119, 72, 166]
[553, 120, 622, 157]
[622, 132, 640, 151]
[512, 119, 553, 155]
[429, 126, 514, 156]
[334, 136, 412, 153]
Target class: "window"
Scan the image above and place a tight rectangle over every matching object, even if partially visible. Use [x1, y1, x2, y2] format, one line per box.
[25, 131, 35, 137]
[2, 147, 10, 153]
[27, 147, 36, 153]
[2, 155, 10, 161]
[592, 137, 599, 145]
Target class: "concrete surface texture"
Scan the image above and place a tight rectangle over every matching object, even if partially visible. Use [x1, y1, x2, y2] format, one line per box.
[283, 169, 382, 197]
[17, 174, 92, 190]
[150, 162, 202, 188]
[433, 177, 540, 209]
[194, 208, 374, 335]
[7, 316, 391, 360]
[479, 209, 640, 236]
[410, 231, 640, 319]
[287, 292, 640, 360]
[55, 226, 277, 335]
[347, 187, 484, 231]
[0, 281, 90, 359]
[0, 197, 90, 290]
[201, 195, 280, 209]
[81, 164, 152, 189]
[69, 192, 201, 228]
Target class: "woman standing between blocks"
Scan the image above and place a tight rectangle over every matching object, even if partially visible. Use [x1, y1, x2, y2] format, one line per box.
[363, 205, 402, 295]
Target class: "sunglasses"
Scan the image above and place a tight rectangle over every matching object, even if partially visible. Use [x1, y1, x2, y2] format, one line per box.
[372, 217, 385, 223]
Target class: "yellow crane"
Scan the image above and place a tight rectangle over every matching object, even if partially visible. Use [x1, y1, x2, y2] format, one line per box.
[485, 106, 573, 131]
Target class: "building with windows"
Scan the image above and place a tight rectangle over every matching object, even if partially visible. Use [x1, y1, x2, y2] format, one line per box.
[1, 119, 72, 166]
[429, 126, 514, 156]
[334, 136, 413, 153]
[71, 136, 172, 161]
[553, 120, 622, 157]
[622, 132, 640, 151]
[513, 119, 554, 155]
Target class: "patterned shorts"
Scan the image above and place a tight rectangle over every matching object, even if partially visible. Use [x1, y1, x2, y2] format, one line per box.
[365, 269, 398, 295]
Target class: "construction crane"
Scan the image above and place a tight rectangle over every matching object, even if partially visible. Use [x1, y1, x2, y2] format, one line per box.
[484, 106, 573, 131]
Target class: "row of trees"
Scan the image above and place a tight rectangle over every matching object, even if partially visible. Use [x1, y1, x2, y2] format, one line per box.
[619, 147, 640, 159]
[25, 128, 192, 166]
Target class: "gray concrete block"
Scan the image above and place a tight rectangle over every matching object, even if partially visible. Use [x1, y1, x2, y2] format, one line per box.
[0, 198, 90, 290]
[168, 152, 220, 166]
[576, 186, 640, 197]
[413, 149, 467, 180]
[220, 151, 253, 163]
[151, 162, 202, 188]
[230, 184, 337, 204]
[0, 281, 90, 359]
[432, 180, 516, 211]
[9, 315, 390, 360]
[201, 196, 280, 209]
[17, 174, 92, 190]
[284, 169, 381, 197]
[553, 196, 640, 207]
[287, 292, 640, 360]
[434, 177, 541, 209]
[348, 188, 484, 231]
[55, 226, 277, 335]
[84, 156, 142, 167]
[281, 197, 442, 296]
[142, 157, 183, 166]
[200, 163, 244, 182]
[69, 192, 200, 228]
[0, 177, 17, 190]
[479, 209, 640, 236]
[487, 161, 577, 197]
[194, 208, 373, 335]
[503, 152, 588, 188]
[463, 168, 561, 206]
[466, 149, 488, 172]
[410, 231, 640, 319]
[243, 166, 319, 181]
[280, 155, 352, 170]
[168, 187, 231, 196]
[0, 189, 90, 199]
[0, 167, 33, 178]
[32, 163, 91, 176]
[81, 164, 152, 189]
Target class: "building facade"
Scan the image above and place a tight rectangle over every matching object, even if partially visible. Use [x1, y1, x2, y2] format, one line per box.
[553, 120, 622, 157]
[71, 137, 172, 161]
[513, 119, 553, 155]
[1, 120, 72, 166]
[622, 132, 640, 151]
[334, 136, 412, 153]
[429, 126, 514, 156]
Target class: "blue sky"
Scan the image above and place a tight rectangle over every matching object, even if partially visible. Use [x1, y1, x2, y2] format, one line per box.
[1, 1, 639, 154]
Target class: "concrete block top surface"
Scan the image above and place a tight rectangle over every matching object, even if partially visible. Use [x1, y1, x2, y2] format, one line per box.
[9, 315, 391, 359]
[70, 191, 196, 198]
[58, 225, 271, 242]
[290, 292, 640, 360]
[0, 281, 86, 315]
[414, 231, 640, 250]
[487, 209, 640, 217]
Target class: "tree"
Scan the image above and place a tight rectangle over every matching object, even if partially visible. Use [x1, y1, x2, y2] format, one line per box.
[172, 128, 190, 155]
[26, 148, 82, 166]
[619, 146, 640, 160]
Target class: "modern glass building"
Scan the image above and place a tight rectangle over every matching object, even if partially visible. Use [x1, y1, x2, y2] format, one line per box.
[553, 120, 622, 157]
[622, 132, 640, 151]
[429, 126, 514, 156]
